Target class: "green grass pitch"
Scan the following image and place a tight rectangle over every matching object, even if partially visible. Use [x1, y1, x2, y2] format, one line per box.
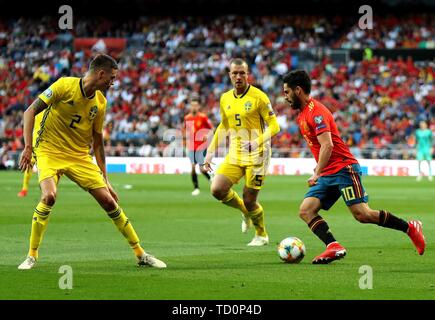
[0, 171, 433, 300]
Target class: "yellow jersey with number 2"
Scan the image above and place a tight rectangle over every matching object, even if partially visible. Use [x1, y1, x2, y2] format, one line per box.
[36, 77, 106, 157]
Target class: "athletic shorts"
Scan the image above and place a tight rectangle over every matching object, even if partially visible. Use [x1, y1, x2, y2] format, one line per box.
[304, 163, 369, 210]
[35, 152, 107, 191]
[216, 155, 270, 190]
[416, 148, 432, 161]
[188, 149, 207, 165]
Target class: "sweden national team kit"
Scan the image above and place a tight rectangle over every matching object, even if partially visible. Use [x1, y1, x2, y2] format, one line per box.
[36, 77, 107, 190]
[215, 85, 278, 190]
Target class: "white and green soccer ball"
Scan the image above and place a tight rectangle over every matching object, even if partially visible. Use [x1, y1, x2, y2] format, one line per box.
[278, 237, 306, 263]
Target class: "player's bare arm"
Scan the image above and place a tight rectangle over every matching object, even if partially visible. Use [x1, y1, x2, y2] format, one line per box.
[203, 122, 227, 172]
[93, 130, 119, 202]
[242, 115, 280, 151]
[308, 131, 333, 186]
[19, 98, 48, 172]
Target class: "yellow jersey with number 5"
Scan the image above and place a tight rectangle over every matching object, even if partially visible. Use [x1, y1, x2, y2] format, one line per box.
[35, 77, 106, 157]
[219, 85, 276, 165]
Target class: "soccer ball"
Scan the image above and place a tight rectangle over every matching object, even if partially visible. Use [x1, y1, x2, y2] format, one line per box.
[278, 237, 306, 263]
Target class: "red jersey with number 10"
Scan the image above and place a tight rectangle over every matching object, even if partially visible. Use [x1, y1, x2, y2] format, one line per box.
[297, 98, 358, 176]
[184, 112, 213, 151]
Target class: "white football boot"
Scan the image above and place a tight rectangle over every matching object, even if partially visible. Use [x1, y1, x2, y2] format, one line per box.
[18, 256, 37, 270]
[247, 235, 269, 246]
[138, 253, 167, 268]
[191, 188, 200, 196]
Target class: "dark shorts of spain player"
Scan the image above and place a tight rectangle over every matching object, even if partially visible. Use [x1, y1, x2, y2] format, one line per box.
[305, 163, 369, 210]
[188, 149, 207, 165]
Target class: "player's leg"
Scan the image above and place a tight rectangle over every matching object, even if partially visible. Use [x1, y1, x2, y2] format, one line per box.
[18, 168, 32, 197]
[188, 150, 200, 195]
[18, 153, 62, 270]
[69, 157, 166, 267]
[301, 174, 346, 264]
[191, 162, 200, 196]
[18, 176, 59, 270]
[242, 186, 269, 246]
[416, 150, 423, 181]
[212, 159, 247, 215]
[425, 151, 432, 181]
[342, 163, 425, 255]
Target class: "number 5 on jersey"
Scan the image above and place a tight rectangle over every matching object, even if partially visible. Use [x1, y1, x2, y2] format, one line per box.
[235, 113, 241, 126]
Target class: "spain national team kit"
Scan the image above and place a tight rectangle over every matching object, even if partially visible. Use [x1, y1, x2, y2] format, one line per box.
[184, 111, 213, 165]
[297, 98, 368, 209]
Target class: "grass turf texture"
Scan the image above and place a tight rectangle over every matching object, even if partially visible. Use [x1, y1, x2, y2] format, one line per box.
[0, 171, 433, 300]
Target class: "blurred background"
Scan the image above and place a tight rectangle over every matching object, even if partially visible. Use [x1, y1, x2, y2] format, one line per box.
[0, 0, 433, 170]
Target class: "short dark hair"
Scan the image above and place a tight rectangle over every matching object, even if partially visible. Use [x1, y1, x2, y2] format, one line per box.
[89, 54, 118, 72]
[282, 70, 311, 94]
[230, 58, 248, 67]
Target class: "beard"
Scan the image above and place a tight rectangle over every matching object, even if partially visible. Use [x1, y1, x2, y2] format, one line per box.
[289, 93, 303, 109]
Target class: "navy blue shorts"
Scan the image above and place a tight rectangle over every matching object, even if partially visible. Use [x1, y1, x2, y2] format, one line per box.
[188, 149, 207, 165]
[304, 163, 369, 210]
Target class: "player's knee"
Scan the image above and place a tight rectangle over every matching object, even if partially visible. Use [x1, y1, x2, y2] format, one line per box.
[99, 195, 117, 212]
[243, 196, 256, 212]
[211, 185, 225, 200]
[299, 207, 313, 222]
[351, 208, 370, 223]
[243, 200, 256, 212]
[41, 191, 56, 206]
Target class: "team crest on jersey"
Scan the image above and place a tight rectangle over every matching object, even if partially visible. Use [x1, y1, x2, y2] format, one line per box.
[89, 106, 98, 120]
[42, 88, 53, 99]
[244, 101, 252, 112]
[314, 115, 324, 124]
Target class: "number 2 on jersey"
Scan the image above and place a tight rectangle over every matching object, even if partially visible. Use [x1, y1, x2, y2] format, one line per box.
[69, 114, 82, 129]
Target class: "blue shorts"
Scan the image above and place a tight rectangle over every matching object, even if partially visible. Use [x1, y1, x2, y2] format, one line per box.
[188, 149, 207, 165]
[304, 163, 369, 210]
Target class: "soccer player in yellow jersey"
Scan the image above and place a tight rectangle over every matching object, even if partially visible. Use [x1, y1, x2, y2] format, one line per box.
[17, 54, 166, 269]
[17, 112, 43, 197]
[203, 58, 280, 246]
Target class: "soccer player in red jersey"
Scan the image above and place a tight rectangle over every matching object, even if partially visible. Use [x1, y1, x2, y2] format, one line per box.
[282, 70, 425, 264]
[184, 98, 213, 196]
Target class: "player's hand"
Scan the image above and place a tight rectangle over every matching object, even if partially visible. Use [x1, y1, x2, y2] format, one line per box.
[241, 141, 259, 152]
[307, 173, 319, 187]
[202, 153, 215, 172]
[106, 181, 119, 203]
[19, 145, 33, 172]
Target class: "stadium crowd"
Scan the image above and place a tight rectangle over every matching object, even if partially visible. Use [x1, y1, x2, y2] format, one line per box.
[0, 15, 434, 168]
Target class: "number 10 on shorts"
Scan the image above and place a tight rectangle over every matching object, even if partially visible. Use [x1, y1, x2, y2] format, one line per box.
[341, 186, 356, 201]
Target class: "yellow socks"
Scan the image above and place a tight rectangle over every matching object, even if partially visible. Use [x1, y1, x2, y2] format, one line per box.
[29, 202, 52, 259]
[221, 189, 249, 217]
[248, 204, 267, 237]
[107, 207, 144, 258]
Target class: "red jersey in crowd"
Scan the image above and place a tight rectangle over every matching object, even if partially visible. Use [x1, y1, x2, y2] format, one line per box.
[297, 98, 358, 176]
[184, 112, 213, 151]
